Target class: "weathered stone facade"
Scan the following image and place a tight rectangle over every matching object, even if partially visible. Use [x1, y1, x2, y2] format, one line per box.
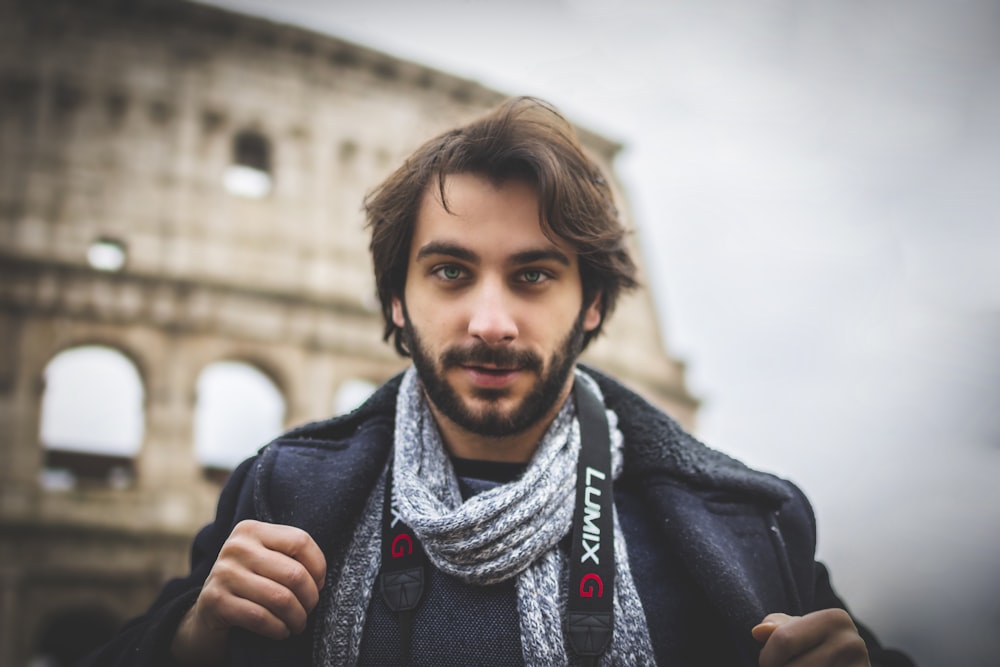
[0, 0, 697, 663]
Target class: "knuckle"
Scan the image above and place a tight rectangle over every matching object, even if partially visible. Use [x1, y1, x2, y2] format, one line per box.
[824, 607, 854, 627]
[210, 559, 237, 585]
[245, 604, 287, 639]
[266, 586, 298, 615]
[260, 587, 306, 635]
[243, 605, 272, 632]
[287, 527, 312, 554]
[219, 534, 251, 560]
[232, 519, 261, 536]
[283, 562, 309, 589]
[199, 582, 226, 609]
[766, 626, 794, 655]
[841, 637, 870, 662]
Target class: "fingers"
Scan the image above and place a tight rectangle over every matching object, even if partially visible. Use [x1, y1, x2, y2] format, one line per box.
[239, 520, 328, 590]
[755, 609, 870, 667]
[752, 612, 792, 643]
[221, 522, 326, 614]
[199, 572, 299, 640]
[199, 521, 327, 639]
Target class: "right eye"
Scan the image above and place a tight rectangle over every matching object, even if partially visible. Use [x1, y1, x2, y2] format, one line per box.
[433, 265, 466, 281]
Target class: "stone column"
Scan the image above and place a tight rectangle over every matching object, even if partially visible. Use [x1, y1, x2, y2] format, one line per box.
[0, 314, 43, 515]
[135, 332, 203, 528]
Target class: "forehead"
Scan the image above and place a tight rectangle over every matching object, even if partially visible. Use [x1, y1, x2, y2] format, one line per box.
[411, 173, 576, 262]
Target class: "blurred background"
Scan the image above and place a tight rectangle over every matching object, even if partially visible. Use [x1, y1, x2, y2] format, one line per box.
[1, 1, 997, 665]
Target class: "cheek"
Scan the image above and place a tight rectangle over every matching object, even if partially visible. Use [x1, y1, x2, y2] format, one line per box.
[414, 295, 469, 333]
[404, 302, 457, 351]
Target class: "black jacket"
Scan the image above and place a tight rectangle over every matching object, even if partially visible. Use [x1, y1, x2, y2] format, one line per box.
[81, 368, 913, 666]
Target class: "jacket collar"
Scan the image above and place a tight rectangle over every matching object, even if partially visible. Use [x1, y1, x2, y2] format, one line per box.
[285, 364, 790, 505]
[584, 365, 791, 505]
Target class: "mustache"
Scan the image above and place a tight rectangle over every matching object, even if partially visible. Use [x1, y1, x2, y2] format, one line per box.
[440, 342, 543, 372]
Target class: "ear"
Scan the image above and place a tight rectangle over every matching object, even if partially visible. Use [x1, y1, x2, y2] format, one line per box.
[582, 291, 603, 333]
[391, 296, 406, 328]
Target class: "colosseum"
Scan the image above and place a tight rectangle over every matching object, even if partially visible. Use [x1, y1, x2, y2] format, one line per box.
[0, 0, 697, 663]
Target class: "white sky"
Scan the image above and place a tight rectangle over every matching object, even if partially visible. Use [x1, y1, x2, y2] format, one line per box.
[47, 2, 1000, 664]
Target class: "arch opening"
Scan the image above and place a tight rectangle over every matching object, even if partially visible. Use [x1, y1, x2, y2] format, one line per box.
[39, 345, 144, 489]
[223, 130, 272, 198]
[194, 361, 285, 483]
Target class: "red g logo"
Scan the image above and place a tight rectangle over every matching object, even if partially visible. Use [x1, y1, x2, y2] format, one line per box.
[579, 573, 604, 598]
[391, 533, 413, 558]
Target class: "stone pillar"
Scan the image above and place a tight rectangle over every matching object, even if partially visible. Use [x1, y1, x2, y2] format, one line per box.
[135, 332, 203, 528]
[138, 335, 197, 487]
[288, 347, 336, 427]
[0, 314, 43, 515]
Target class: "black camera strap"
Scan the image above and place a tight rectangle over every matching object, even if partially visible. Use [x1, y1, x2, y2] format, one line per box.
[566, 379, 615, 665]
[379, 379, 615, 665]
[380, 464, 426, 664]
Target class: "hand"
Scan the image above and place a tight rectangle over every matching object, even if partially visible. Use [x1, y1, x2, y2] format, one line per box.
[752, 609, 870, 667]
[171, 520, 327, 665]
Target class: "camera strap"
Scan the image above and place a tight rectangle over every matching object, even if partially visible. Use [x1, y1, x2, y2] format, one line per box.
[380, 459, 426, 664]
[566, 378, 615, 665]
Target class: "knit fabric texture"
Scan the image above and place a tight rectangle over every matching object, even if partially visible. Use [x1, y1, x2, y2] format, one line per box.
[314, 367, 656, 666]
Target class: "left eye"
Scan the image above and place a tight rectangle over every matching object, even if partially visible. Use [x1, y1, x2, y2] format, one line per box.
[521, 270, 545, 283]
[436, 266, 464, 280]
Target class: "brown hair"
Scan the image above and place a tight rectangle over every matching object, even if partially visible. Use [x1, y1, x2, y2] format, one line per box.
[365, 96, 638, 356]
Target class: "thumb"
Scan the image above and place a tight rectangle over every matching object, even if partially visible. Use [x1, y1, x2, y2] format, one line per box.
[752, 613, 794, 643]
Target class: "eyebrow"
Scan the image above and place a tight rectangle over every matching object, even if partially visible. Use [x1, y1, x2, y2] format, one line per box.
[415, 242, 478, 264]
[508, 249, 571, 267]
[415, 242, 571, 268]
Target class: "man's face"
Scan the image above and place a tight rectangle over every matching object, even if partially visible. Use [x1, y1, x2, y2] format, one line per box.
[392, 173, 602, 439]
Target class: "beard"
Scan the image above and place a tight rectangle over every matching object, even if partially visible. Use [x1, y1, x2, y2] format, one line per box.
[401, 307, 586, 438]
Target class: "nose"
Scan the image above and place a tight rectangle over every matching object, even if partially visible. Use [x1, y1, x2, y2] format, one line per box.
[467, 280, 518, 345]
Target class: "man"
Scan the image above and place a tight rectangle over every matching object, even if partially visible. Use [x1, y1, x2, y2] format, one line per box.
[82, 98, 912, 666]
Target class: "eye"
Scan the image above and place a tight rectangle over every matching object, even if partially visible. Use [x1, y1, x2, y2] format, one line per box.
[517, 269, 552, 285]
[433, 265, 466, 281]
[522, 270, 544, 283]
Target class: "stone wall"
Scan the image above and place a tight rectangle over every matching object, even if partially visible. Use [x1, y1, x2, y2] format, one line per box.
[0, 0, 697, 663]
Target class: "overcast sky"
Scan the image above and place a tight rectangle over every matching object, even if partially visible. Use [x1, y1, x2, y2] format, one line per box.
[145, 1, 999, 663]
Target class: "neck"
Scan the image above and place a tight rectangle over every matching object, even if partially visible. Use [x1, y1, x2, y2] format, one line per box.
[426, 380, 574, 464]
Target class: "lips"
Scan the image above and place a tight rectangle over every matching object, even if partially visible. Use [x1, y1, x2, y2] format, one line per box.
[462, 364, 520, 388]
[442, 344, 542, 375]
[466, 364, 516, 374]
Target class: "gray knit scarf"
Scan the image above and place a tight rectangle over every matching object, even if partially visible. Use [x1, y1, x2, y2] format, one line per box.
[315, 367, 656, 666]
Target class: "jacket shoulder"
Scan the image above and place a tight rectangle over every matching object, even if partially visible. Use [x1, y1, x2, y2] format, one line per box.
[250, 374, 401, 551]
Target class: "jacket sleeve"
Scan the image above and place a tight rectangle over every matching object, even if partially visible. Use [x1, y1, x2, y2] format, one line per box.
[75, 456, 261, 667]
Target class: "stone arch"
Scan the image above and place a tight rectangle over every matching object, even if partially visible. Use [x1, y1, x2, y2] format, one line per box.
[38, 337, 152, 407]
[224, 128, 273, 198]
[30, 605, 121, 667]
[38, 343, 146, 488]
[193, 358, 286, 477]
[233, 129, 271, 172]
[226, 352, 291, 403]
